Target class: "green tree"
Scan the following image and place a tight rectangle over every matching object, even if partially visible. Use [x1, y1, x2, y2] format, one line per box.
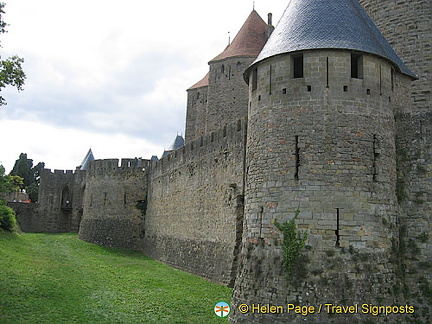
[10, 154, 44, 202]
[10, 153, 33, 187]
[0, 199, 17, 231]
[0, 164, 23, 194]
[0, 166, 19, 232]
[0, 2, 26, 106]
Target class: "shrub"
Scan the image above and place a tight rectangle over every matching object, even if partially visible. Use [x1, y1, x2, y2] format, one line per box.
[274, 208, 308, 279]
[0, 200, 17, 232]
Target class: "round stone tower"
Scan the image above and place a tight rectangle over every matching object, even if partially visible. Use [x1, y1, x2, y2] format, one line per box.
[231, 0, 416, 322]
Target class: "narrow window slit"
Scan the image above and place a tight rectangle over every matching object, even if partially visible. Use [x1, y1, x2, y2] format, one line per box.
[351, 53, 363, 79]
[335, 208, 341, 247]
[252, 68, 258, 91]
[326, 57, 329, 88]
[373, 135, 380, 182]
[307, 85, 312, 92]
[269, 65, 272, 95]
[295, 136, 300, 181]
[258, 206, 264, 238]
[293, 54, 304, 79]
[379, 65, 382, 95]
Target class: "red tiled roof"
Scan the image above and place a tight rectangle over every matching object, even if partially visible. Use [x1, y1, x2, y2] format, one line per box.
[188, 72, 209, 90]
[210, 10, 268, 62]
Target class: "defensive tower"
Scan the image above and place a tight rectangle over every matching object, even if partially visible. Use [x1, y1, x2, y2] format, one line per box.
[78, 158, 149, 250]
[185, 10, 273, 142]
[232, 0, 417, 322]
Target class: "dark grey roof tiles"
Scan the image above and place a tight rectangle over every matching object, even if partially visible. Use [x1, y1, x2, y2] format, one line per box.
[79, 149, 95, 171]
[248, 0, 416, 79]
[161, 134, 185, 158]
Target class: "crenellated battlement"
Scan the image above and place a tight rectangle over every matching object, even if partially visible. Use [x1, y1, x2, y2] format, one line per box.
[152, 118, 246, 176]
[41, 168, 77, 176]
[26, 2, 430, 321]
[87, 158, 150, 178]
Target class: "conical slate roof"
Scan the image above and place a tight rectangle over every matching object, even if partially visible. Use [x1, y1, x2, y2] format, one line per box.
[247, 0, 416, 79]
[161, 134, 185, 158]
[169, 134, 185, 151]
[210, 10, 268, 62]
[79, 148, 95, 171]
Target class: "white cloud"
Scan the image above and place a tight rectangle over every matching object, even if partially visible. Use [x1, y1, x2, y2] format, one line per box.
[0, 0, 289, 173]
[0, 119, 161, 173]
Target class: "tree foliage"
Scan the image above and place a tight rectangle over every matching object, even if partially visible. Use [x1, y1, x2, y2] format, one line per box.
[9, 154, 44, 202]
[0, 2, 26, 106]
[0, 164, 23, 194]
[0, 199, 17, 231]
[0, 166, 19, 232]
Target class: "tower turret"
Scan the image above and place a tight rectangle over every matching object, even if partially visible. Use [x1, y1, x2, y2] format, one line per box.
[185, 10, 272, 142]
[232, 0, 416, 322]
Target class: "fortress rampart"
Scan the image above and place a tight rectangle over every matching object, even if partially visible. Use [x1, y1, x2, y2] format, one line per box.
[26, 3, 431, 322]
[205, 57, 255, 137]
[144, 119, 247, 286]
[36, 168, 83, 232]
[78, 158, 149, 250]
[360, 0, 431, 112]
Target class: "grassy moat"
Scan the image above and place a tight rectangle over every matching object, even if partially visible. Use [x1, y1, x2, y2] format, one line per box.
[0, 232, 232, 323]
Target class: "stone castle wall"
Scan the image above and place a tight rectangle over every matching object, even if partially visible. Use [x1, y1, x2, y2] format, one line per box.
[78, 158, 149, 250]
[360, 0, 432, 318]
[35, 169, 79, 232]
[395, 112, 432, 317]
[25, 2, 430, 322]
[231, 50, 414, 322]
[185, 84, 208, 142]
[205, 57, 254, 137]
[360, 0, 431, 112]
[7, 202, 38, 232]
[144, 119, 247, 286]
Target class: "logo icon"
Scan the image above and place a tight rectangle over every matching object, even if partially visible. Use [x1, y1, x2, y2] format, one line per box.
[214, 301, 230, 318]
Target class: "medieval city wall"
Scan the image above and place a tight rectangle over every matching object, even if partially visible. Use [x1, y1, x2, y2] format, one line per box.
[205, 57, 254, 136]
[360, 0, 431, 112]
[144, 119, 247, 286]
[360, 0, 432, 317]
[185, 84, 208, 142]
[7, 202, 39, 232]
[35, 169, 77, 232]
[78, 158, 149, 250]
[395, 111, 432, 317]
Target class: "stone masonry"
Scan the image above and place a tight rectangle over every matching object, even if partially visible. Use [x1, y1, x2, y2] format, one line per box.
[15, 2, 430, 323]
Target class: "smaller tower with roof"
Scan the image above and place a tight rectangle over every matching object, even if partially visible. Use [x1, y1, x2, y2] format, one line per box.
[185, 9, 273, 142]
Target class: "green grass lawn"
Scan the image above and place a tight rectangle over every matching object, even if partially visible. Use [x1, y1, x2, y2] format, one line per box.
[0, 232, 232, 323]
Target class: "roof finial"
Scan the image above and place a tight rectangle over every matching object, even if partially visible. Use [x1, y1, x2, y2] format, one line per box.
[253, 1, 255, 10]
[228, 31, 231, 45]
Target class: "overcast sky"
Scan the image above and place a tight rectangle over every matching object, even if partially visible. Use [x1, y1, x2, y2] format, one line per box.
[0, 0, 288, 173]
